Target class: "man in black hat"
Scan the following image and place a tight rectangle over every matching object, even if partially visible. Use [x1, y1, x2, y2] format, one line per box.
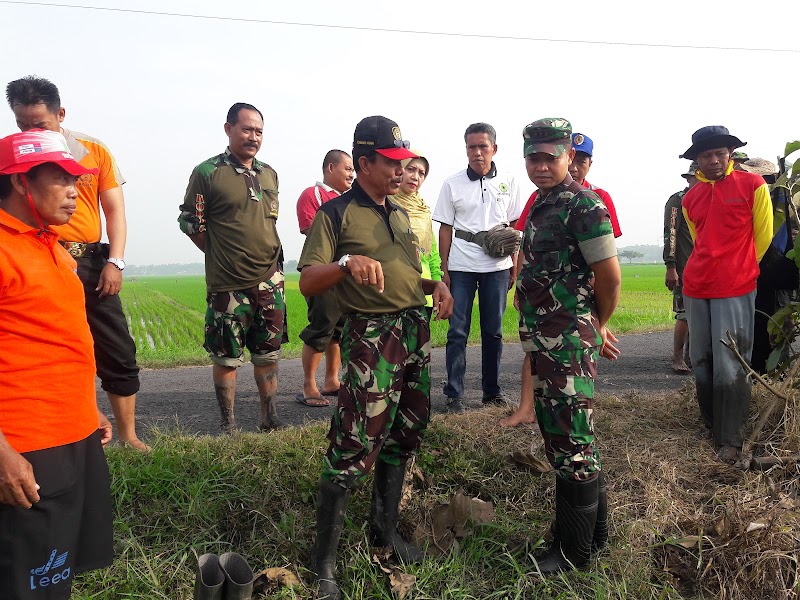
[679, 126, 773, 464]
[298, 116, 453, 600]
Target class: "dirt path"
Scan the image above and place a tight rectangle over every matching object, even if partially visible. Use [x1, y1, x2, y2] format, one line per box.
[98, 330, 692, 439]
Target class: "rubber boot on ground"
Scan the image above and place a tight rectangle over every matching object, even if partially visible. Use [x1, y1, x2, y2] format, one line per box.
[534, 475, 599, 575]
[591, 471, 608, 552]
[194, 553, 224, 600]
[369, 461, 423, 563]
[218, 552, 253, 600]
[309, 478, 351, 600]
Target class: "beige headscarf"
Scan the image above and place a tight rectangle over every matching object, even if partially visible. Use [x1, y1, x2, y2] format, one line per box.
[391, 153, 433, 254]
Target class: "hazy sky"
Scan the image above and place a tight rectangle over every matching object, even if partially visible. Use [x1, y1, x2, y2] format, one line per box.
[1, 0, 798, 265]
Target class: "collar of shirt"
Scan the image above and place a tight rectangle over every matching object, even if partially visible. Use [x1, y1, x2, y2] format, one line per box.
[696, 160, 734, 184]
[466, 161, 498, 181]
[350, 179, 399, 213]
[223, 147, 264, 174]
[0, 207, 59, 241]
[315, 181, 336, 193]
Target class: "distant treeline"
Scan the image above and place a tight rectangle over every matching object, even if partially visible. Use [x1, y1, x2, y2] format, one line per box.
[127, 249, 664, 275]
[127, 259, 299, 276]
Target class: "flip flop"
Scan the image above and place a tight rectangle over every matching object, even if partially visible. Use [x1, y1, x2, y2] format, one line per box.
[320, 387, 340, 397]
[295, 392, 329, 407]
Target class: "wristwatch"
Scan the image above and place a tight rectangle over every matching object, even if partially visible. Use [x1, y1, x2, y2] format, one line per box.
[108, 257, 126, 271]
[338, 254, 351, 273]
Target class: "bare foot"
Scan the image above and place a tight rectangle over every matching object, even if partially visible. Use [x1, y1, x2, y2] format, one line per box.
[672, 357, 691, 374]
[119, 437, 152, 451]
[499, 409, 537, 428]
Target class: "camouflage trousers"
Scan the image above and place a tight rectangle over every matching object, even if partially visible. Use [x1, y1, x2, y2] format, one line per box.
[530, 348, 601, 481]
[322, 307, 431, 489]
[204, 270, 285, 367]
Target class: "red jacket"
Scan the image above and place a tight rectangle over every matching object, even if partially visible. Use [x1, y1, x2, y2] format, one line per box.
[682, 162, 772, 299]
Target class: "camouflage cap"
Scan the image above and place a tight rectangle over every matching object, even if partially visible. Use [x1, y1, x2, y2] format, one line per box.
[731, 150, 749, 162]
[739, 157, 777, 176]
[523, 118, 572, 157]
[681, 162, 699, 178]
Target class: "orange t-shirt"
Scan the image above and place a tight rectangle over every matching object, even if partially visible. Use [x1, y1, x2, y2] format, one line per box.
[0, 210, 99, 453]
[50, 128, 125, 243]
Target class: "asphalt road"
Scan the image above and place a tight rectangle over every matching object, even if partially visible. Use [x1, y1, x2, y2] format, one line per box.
[97, 330, 691, 439]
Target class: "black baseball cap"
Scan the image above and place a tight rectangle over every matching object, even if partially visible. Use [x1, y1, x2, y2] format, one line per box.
[353, 116, 417, 161]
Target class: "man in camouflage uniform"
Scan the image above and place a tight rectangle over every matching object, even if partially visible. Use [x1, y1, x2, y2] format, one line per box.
[663, 162, 698, 373]
[298, 116, 453, 600]
[178, 102, 285, 434]
[516, 118, 621, 574]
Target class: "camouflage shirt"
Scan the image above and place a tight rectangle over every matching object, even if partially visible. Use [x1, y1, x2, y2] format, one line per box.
[517, 174, 616, 352]
[178, 148, 281, 293]
[662, 188, 694, 273]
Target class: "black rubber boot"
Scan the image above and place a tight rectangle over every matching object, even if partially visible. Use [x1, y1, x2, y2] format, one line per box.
[534, 476, 599, 575]
[193, 553, 224, 600]
[218, 552, 253, 600]
[309, 479, 350, 600]
[368, 461, 424, 563]
[591, 472, 608, 552]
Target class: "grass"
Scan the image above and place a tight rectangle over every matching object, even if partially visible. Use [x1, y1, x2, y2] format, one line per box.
[72, 383, 800, 599]
[123, 264, 674, 369]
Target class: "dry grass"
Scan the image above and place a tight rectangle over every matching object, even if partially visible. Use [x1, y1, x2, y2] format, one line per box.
[422, 383, 800, 600]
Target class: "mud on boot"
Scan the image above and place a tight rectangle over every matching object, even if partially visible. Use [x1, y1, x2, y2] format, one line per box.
[369, 461, 423, 563]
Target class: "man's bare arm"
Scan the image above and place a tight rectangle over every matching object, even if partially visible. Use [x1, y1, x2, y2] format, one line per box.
[97, 186, 126, 298]
[592, 256, 622, 360]
[438, 224, 453, 288]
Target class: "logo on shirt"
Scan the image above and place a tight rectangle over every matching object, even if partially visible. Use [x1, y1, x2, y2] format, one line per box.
[29, 549, 71, 590]
[723, 197, 747, 205]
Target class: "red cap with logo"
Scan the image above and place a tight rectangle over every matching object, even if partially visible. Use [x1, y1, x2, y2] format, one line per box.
[0, 129, 98, 176]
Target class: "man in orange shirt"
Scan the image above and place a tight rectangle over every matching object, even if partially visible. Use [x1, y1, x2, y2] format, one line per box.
[0, 129, 114, 599]
[6, 76, 147, 450]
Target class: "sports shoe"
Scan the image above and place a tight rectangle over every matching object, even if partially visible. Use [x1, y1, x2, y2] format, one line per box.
[445, 397, 465, 414]
[482, 394, 508, 406]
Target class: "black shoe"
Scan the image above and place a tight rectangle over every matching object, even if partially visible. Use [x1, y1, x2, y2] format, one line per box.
[309, 479, 351, 600]
[369, 461, 424, 563]
[591, 472, 608, 552]
[482, 393, 508, 406]
[445, 397, 465, 414]
[533, 476, 599, 575]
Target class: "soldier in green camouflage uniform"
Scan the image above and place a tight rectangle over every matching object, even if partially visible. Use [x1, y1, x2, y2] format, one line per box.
[178, 102, 285, 434]
[516, 118, 621, 575]
[298, 116, 453, 600]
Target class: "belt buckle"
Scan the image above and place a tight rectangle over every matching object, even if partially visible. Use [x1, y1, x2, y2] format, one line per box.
[62, 241, 88, 258]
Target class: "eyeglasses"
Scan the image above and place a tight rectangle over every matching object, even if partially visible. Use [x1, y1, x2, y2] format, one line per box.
[393, 139, 411, 149]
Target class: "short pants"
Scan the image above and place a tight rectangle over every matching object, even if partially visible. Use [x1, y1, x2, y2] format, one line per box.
[299, 289, 343, 352]
[204, 270, 285, 367]
[0, 430, 113, 599]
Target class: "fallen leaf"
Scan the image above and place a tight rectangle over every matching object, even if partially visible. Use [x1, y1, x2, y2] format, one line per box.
[252, 566, 304, 594]
[509, 449, 553, 474]
[745, 518, 769, 533]
[372, 554, 417, 599]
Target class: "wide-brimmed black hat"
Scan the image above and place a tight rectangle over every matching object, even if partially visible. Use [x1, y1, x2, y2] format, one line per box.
[679, 125, 746, 160]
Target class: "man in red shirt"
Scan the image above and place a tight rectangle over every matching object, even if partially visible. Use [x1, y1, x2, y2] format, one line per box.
[501, 132, 621, 428]
[0, 129, 114, 598]
[680, 126, 772, 465]
[296, 150, 354, 406]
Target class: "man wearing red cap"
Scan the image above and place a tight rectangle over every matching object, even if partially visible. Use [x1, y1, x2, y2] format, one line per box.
[6, 76, 147, 450]
[299, 116, 453, 600]
[680, 126, 773, 465]
[0, 129, 114, 598]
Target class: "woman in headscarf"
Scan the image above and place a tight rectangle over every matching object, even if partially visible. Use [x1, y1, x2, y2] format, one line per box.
[391, 152, 442, 318]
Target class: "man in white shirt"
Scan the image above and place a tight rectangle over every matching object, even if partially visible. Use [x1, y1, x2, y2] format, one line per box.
[433, 123, 524, 413]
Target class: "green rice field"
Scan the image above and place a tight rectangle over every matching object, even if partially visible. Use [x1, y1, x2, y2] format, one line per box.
[121, 263, 673, 368]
